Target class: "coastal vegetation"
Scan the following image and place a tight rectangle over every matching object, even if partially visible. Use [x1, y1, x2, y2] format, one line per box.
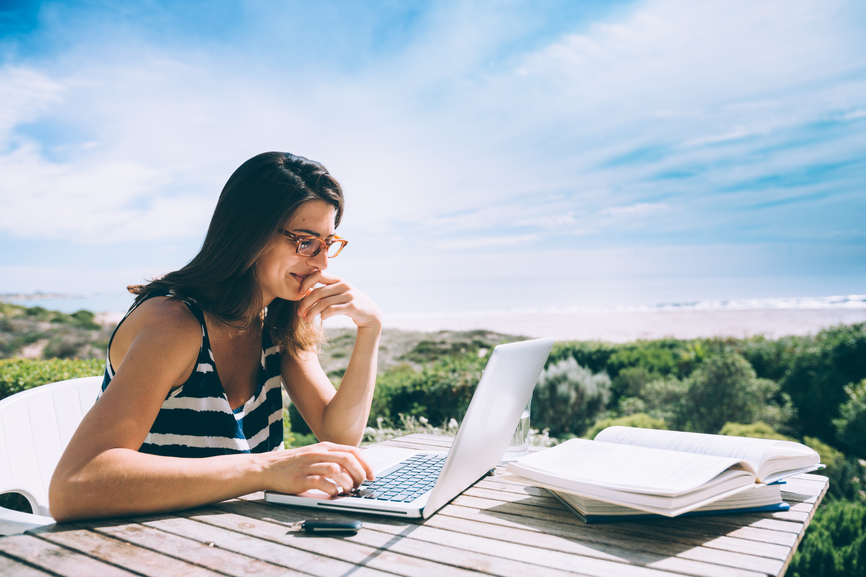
[2, 302, 864, 574]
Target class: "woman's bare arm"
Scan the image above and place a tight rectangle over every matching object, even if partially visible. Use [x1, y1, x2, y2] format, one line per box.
[49, 299, 372, 522]
[283, 273, 382, 446]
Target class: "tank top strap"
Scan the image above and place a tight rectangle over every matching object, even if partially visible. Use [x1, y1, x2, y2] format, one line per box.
[104, 290, 211, 381]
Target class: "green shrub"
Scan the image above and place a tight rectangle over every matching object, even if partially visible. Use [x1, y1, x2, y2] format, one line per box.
[610, 366, 660, 403]
[0, 358, 103, 400]
[372, 353, 487, 427]
[718, 421, 793, 441]
[675, 340, 709, 375]
[606, 341, 679, 379]
[546, 341, 617, 375]
[781, 323, 866, 447]
[532, 357, 611, 437]
[804, 436, 865, 503]
[736, 335, 791, 382]
[640, 376, 688, 424]
[834, 379, 866, 457]
[678, 350, 791, 434]
[287, 402, 313, 435]
[789, 500, 866, 577]
[584, 413, 667, 440]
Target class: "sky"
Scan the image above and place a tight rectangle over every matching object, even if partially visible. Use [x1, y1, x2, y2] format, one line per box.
[1, 0, 865, 315]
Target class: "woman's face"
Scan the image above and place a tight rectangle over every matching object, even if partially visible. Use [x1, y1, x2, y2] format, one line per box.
[256, 200, 336, 306]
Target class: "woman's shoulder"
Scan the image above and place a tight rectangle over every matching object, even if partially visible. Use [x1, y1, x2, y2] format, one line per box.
[134, 295, 202, 329]
[106, 295, 204, 390]
[114, 296, 203, 355]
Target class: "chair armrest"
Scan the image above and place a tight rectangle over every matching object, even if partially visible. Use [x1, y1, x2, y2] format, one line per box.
[0, 506, 55, 536]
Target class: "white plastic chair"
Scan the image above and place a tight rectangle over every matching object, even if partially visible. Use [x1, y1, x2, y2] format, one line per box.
[0, 375, 102, 535]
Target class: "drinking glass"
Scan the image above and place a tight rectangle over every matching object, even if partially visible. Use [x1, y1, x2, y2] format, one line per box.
[501, 397, 531, 461]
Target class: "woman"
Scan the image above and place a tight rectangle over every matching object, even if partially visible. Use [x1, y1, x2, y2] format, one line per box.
[49, 152, 380, 522]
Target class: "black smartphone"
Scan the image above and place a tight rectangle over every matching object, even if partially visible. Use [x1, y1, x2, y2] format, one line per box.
[301, 518, 363, 534]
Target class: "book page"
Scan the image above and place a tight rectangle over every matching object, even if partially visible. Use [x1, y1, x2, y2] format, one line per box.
[594, 426, 778, 467]
[507, 438, 755, 496]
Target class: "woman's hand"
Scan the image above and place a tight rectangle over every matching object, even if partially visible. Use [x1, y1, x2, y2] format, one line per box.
[262, 442, 375, 496]
[297, 272, 382, 331]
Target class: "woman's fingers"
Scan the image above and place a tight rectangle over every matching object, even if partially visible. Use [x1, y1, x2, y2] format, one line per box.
[303, 293, 351, 321]
[297, 443, 373, 484]
[264, 443, 376, 495]
[296, 276, 381, 329]
[298, 271, 340, 296]
[301, 463, 356, 493]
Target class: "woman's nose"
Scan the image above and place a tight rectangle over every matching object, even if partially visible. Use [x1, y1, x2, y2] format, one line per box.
[310, 249, 329, 270]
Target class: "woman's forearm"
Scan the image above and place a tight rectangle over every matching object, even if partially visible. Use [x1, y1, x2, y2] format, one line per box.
[320, 323, 381, 445]
[50, 439, 374, 522]
[50, 449, 264, 522]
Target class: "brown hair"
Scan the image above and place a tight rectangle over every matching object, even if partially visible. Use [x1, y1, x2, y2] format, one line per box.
[131, 152, 344, 356]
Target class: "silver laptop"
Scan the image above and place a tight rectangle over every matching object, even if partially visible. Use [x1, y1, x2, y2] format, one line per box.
[264, 337, 554, 519]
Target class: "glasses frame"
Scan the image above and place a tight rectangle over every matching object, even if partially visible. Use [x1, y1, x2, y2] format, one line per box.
[279, 229, 348, 258]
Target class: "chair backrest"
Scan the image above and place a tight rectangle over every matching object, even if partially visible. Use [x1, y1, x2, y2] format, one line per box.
[0, 376, 103, 517]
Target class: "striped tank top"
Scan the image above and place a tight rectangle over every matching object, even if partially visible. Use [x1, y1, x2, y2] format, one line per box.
[100, 292, 284, 458]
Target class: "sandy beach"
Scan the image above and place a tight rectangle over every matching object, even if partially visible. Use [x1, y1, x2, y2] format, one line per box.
[377, 308, 866, 342]
[96, 306, 866, 343]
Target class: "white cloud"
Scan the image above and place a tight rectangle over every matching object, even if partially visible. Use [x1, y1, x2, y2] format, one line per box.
[0, 66, 67, 144]
[602, 203, 667, 217]
[434, 233, 541, 250]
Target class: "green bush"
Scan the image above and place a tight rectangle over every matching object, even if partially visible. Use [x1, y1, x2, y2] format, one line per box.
[606, 341, 680, 379]
[584, 413, 667, 440]
[546, 341, 617, 375]
[0, 358, 103, 400]
[677, 350, 791, 433]
[834, 379, 866, 457]
[780, 323, 866, 448]
[804, 436, 866, 503]
[532, 357, 611, 437]
[736, 335, 791, 382]
[639, 376, 689, 424]
[372, 353, 487, 427]
[675, 340, 709, 375]
[789, 500, 866, 577]
[610, 366, 660, 404]
[718, 421, 793, 441]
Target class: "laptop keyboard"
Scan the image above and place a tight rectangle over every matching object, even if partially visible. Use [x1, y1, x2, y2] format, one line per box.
[350, 453, 446, 502]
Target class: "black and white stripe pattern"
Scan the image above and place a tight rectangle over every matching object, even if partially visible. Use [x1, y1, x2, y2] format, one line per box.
[101, 293, 284, 458]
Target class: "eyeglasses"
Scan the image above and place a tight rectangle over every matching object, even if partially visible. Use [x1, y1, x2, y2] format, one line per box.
[279, 229, 348, 258]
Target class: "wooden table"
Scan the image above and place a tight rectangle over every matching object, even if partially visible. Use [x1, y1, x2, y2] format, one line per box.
[0, 434, 828, 577]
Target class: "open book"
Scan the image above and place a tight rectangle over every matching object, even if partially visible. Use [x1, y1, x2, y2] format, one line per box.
[505, 426, 821, 518]
[549, 483, 789, 523]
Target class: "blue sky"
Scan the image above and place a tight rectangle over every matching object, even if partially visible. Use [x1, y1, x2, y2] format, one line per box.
[1, 0, 864, 314]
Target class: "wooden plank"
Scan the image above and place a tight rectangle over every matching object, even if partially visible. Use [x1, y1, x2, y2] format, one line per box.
[0, 553, 56, 577]
[425, 506, 784, 576]
[85, 518, 307, 577]
[463, 485, 563, 508]
[185, 505, 491, 577]
[438, 502, 792, 561]
[30, 524, 222, 577]
[441, 477, 807, 577]
[366, 516, 768, 577]
[0, 534, 139, 577]
[138, 514, 388, 577]
[238, 496, 770, 577]
[216, 499, 593, 577]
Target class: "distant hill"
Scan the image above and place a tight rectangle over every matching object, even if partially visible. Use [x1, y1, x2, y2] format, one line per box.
[0, 302, 114, 360]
